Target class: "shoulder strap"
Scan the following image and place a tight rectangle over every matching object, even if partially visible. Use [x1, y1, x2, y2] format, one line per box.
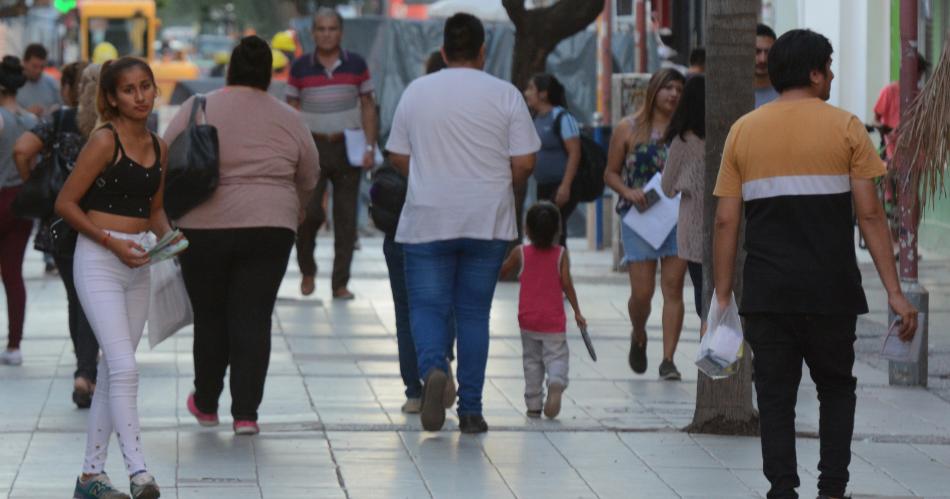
[150, 132, 161, 166]
[189, 95, 206, 125]
[552, 109, 568, 151]
[101, 123, 124, 165]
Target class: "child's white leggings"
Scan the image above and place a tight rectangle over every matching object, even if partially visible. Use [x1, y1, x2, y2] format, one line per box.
[74, 231, 151, 476]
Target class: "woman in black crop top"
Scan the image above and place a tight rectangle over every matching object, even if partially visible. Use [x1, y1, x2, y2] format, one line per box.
[55, 57, 177, 499]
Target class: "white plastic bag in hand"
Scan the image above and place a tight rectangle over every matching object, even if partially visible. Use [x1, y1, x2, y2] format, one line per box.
[147, 258, 193, 349]
[695, 290, 745, 379]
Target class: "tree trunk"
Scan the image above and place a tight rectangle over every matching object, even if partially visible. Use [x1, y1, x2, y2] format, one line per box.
[686, 0, 759, 436]
[503, 0, 605, 90]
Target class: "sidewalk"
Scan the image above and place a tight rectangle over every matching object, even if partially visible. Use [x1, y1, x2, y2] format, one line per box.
[1, 237, 949, 498]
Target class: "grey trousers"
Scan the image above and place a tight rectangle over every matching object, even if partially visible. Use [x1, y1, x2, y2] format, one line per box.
[521, 331, 569, 411]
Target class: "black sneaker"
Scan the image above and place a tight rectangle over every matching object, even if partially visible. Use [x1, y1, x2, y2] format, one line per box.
[659, 359, 682, 381]
[420, 368, 448, 431]
[629, 335, 647, 374]
[458, 414, 488, 434]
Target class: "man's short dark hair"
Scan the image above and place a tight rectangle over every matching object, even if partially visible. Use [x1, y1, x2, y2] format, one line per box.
[757, 23, 777, 40]
[23, 43, 48, 62]
[227, 36, 272, 91]
[689, 47, 705, 67]
[767, 29, 833, 93]
[442, 13, 485, 63]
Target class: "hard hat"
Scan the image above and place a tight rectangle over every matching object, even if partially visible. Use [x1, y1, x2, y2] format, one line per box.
[272, 49, 288, 71]
[213, 51, 230, 66]
[271, 30, 296, 53]
[92, 42, 118, 64]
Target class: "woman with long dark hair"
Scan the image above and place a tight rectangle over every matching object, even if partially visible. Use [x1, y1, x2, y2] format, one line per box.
[0, 56, 37, 367]
[56, 56, 177, 498]
[604, 68, 686, 381]
[523, 73, 580, 247]
[662, 75, 706, 324]
[14, 61, 100, 408]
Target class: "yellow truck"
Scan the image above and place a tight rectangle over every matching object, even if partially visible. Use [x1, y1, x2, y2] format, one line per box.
[78, 0, 199, 104]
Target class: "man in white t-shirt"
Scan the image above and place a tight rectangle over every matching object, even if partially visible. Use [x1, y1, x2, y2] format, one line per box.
[386, 13, 540, 434]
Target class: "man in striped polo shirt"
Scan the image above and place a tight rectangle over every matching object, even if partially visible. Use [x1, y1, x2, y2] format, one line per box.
[713, 29, 917, 499]
[288, 7, 378, 300]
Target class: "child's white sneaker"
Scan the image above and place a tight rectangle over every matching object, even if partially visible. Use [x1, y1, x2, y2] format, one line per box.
[0, 349, 22, 366]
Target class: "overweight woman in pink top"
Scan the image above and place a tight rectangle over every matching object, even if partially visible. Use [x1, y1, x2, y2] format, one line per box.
[163, 36, 319, 435]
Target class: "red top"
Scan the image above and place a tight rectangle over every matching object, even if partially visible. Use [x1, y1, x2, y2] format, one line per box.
[518, 245, 566, 334]
[873, 82, 900, 160]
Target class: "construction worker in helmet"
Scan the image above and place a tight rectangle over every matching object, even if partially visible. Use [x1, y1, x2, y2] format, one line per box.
[92, 42, 119, 64]
[271, 30, 298, 63]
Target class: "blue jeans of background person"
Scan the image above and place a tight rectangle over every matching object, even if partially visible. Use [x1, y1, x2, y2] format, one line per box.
[403, 238, 508, 416]
[384, 236, 422, 399]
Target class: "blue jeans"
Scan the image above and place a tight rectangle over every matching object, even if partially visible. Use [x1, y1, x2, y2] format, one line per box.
[403, 238, 508, 416]
[383, 236, 422, 399]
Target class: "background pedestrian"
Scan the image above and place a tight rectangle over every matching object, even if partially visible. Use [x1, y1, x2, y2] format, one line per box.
[165, 36, 319, 436]
[661, 75, 706, 324]
[604, 68, 687, 381]
[523, 73, 581, 247]
[288, 7, 377, 300]
[13, 61, 99, 407]
[0, 56, 37, 367]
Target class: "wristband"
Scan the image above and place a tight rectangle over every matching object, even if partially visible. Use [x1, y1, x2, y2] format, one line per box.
[101, 233, 111, 247]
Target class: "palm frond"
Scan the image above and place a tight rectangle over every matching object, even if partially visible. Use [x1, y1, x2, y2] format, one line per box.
[895, 34, 950, 209]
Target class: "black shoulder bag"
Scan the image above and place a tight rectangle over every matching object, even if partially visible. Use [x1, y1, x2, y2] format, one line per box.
[164, 95, 220, 219]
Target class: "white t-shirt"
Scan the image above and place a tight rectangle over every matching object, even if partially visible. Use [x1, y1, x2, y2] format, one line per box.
[386, 68, 541, 244]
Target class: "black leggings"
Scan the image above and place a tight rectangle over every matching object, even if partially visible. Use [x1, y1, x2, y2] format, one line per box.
[687, 261, 703, 319]
[54, 255, 99, 381]
[179, 227, 294, 421]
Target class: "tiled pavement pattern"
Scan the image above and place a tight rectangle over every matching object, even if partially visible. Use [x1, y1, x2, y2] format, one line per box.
[1, 238, 949, 498]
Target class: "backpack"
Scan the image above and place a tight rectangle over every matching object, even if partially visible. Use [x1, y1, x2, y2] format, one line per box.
[369, 164, 407, 237]
[552, 110, 607, 203]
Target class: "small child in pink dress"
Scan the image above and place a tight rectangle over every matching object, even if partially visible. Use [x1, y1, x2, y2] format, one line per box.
[501, 202, 586, 418]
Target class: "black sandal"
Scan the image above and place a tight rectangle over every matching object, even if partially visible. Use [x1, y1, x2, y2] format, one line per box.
[72, 377, 93, 409]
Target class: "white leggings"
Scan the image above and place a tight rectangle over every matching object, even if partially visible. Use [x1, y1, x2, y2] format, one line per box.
[74, 231, 151, 476]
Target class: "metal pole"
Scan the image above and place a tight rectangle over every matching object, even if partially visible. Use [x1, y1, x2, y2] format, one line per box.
[890, 0, 928, 387]
[636, 0, 648, 72]
[591, 0, 613, 250]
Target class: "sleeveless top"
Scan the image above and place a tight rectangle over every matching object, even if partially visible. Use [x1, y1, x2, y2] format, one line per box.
[0, 107, 38, 188]
[84, 124, 162, 219]
[518, 244, 567, 334]
[615, 122, 668, 214]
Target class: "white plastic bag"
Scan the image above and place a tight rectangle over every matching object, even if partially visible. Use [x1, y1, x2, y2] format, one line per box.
[147, 258, 193, 349]
[695, 290, 745, 379]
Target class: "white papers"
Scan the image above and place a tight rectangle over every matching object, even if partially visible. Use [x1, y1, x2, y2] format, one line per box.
[621, 172, 680, 250]
[881, 313, 926, 363]
[145, 229, 189, 265]
[344, 128, 384, 167]
[695, 290, 745, 379]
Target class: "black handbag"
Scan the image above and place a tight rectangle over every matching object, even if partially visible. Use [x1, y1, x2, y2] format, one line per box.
[164, 95, 220, 219]
[368, 164, 407, 237]
[49, 216, 78, 257]
[12, 109, 69, 219]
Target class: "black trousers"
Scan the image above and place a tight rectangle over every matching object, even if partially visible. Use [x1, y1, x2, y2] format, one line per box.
[179, 227, 295, 421]
[687, 261, 703, 319]
[296, 138, 360, 291]
[54, 255, 98, 381]
[744, 313, 858, 499]
[535, 182, 578, 248]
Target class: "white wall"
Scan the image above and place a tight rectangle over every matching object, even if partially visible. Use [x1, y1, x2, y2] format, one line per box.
[769, 0, 892, 122]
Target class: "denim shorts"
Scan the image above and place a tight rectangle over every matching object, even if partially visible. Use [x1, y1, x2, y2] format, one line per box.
[621, 223, 678, 263]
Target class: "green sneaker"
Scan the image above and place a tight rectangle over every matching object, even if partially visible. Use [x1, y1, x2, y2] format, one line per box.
[130, 472, 161, 499]
[73, 474, 130, 499]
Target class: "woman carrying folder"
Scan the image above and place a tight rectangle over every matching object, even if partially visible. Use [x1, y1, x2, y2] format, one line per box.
[604, 68, 687, 382]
